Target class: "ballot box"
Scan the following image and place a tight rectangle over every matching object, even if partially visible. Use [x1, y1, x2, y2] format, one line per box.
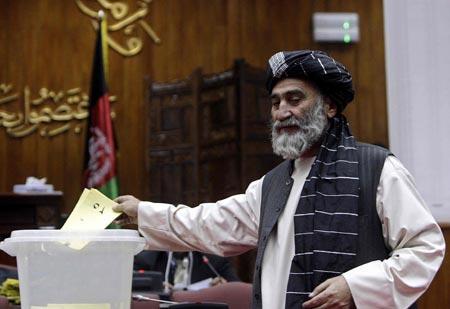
[0, 229, 145, 309]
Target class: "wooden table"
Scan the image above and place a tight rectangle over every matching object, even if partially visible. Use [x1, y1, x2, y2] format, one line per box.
[0, 193, 63, 265]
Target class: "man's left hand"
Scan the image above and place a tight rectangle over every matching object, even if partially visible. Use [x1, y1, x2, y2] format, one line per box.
[302, 275, 355, 308]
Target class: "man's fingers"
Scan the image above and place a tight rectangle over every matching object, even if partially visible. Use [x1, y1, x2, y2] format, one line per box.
[112, 204, 123, 212]
[309, 279, 330, 297]
[116, 218, 134, 225]
[303, 276, 354, 309]
[114, 195, 132, 203]
[302, 279, 331, 308]
[113, 195, 140, 218]
[115, 216, 136, 225]
[302, 290, 327, 308]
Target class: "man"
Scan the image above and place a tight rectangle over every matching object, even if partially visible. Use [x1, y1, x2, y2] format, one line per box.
[115, 50, 445, 308]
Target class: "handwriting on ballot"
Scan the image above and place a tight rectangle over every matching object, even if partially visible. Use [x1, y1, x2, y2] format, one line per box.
[62, 188, 121, 231]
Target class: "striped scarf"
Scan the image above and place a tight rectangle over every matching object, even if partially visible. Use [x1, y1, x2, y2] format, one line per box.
[285, 114, 359, 307]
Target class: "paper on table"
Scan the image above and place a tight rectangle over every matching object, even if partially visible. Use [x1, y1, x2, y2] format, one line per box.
[186, 277, 213, 291]
[48, 304, 110, 309]
[61, 188, 121, 249]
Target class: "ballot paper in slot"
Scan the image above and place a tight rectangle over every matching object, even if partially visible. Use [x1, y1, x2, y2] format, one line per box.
[61, 188, 121, 249]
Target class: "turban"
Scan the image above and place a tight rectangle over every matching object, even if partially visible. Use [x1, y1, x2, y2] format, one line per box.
[265, 50, 354, 112]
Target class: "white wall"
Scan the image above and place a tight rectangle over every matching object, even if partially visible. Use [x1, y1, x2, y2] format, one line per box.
[384, 0, 450, 223]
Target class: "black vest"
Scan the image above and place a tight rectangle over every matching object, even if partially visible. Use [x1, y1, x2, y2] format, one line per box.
[251, 143, 404, 309]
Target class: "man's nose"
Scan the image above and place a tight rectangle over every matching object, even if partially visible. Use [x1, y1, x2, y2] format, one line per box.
[275, 101, 293, 121]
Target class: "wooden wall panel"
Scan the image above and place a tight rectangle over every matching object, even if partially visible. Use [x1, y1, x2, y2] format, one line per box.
[0, 1, 387, 221]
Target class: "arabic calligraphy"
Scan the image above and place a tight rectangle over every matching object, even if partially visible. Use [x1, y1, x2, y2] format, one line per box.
[0, 83, 117, 138]
[76, 0, 161, 57]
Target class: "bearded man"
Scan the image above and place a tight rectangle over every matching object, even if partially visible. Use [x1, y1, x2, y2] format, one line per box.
[114, 50, 445, 309]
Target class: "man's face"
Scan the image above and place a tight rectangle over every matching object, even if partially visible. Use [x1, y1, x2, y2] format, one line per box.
[270, 78, 335, 159]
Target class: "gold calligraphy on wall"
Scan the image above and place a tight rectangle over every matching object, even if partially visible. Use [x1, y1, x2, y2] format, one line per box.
[0, 83, 117, 138]
[76, 0, 161, 57]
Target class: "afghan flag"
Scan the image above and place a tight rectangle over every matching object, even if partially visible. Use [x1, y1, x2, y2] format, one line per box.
[83, 14, 119, 199]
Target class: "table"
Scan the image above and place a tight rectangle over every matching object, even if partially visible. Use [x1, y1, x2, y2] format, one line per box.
[0, 193, 63, 265]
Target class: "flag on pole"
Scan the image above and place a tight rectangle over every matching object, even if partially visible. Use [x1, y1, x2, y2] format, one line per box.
[84, 11, 119, 199]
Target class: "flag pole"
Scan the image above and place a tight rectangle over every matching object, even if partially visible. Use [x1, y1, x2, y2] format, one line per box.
[97, 9, 104, 20]
[84, 9, 119, 201]
[97, 10, 109, 81]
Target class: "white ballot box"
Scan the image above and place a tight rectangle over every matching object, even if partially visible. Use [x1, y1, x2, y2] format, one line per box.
[0, 229, 145, 309]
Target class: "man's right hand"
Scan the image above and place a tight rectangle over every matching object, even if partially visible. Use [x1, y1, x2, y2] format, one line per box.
[113, 195, 141, 224]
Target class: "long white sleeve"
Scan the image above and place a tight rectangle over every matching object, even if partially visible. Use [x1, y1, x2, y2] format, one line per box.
[342, 156, 446, 308]
[137, 177, 263, 257]
[136, 154, 445, 308]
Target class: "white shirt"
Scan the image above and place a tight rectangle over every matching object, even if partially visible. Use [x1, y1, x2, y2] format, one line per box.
[138, 156, 445, 308]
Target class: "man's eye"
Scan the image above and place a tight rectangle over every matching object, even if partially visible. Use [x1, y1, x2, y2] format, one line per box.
[271, 99, 280, 107]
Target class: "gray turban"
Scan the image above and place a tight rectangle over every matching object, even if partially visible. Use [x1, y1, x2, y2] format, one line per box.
[265, 50, 354, 112]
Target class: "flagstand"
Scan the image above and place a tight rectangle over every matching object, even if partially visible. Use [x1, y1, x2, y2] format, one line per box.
[84, 9, 120, 211]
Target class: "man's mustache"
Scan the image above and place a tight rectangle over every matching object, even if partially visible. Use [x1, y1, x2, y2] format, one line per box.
[273, 116, 302, 131]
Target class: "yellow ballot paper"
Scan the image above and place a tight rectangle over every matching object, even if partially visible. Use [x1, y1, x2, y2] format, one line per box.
[61, 188, 121, 249]
[62, 188, 120, 230]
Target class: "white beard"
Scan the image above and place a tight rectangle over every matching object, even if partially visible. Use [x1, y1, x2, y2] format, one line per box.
[271, 96, 328, 159]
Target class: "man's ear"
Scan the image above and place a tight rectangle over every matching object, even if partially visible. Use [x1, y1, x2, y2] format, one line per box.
[324, 97, 338, 118]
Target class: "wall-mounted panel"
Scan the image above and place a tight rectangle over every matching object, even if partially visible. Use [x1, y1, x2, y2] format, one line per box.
[0, 0, 387, 215]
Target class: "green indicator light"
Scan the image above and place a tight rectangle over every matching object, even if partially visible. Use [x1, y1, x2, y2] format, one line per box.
[343, 22, 350, 30]
[343, 34, 351, 43]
